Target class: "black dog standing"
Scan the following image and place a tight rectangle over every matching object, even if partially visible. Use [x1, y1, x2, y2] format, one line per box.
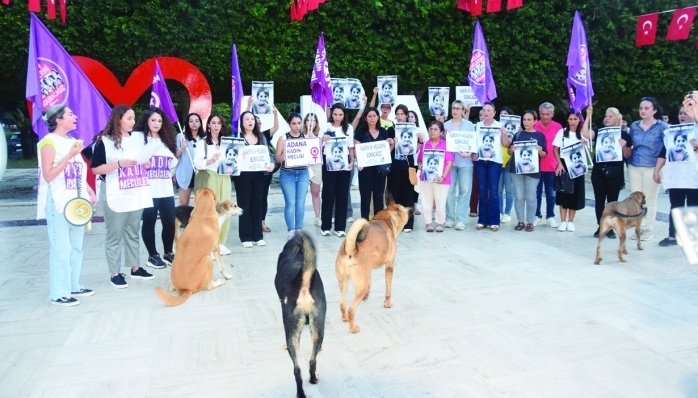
[274, 231, 327, 398]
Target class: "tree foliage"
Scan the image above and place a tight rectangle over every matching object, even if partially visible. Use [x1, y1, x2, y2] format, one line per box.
[1, 0, 698, 121]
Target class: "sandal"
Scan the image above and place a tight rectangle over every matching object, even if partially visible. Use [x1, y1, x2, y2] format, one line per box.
[476, 224, 485, 230]
[426, 224, 434, 232]
[435, 224, 444, 232]
[262, 221, 271, 233]
[469, 212, 478, 217]
[515, 222, 525, 231]
[525, 223, 534, 232]
[490, 225, 499, 232]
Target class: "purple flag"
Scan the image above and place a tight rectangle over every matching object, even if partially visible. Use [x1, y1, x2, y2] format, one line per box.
[467, 21, 497, 105]
[150, 60, 179, 124]
[567, 11, 594, 113]
[26, 14, 111, 142]
[231, 44, 244, 136]
[310, 34, 332, 109]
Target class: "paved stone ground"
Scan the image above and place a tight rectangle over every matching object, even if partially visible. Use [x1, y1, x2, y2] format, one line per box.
[1, 168, 698, 397]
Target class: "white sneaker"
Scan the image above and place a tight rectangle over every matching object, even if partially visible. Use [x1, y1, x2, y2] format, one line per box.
[547, 217, 559, 228]
[444, 220, 455, 228]
[219, 244, 232, 255]
[346, 217, 354, 223]
[241, 242, 253, 248]
[336, 231, 346, 237]
[501, 214, 512, 223]
[254, 240, 266, 246]
[455, 222, 466, 231]
[557, 221, 568, 232]
[287, 230, 296, 240]
[321, 230, 331, 236]
[566, 222, 575, 232]
[314, 217, 321, 227]
[533, 216, 541, 226]
[403, 229, 412, 233]
[640, 228, 653, 241]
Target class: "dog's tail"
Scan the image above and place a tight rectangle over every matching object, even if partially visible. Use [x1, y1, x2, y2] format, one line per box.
[344, 218, 369, 256]
[155, 287, 192, 307]
[612, 208, 648, 219]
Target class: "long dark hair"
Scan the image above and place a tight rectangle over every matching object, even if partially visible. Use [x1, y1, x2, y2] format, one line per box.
[239, 111, 265, 145]
[329, 103, 349, 134]
[563, 109, 582, 140]
[360, 107, 381, 131]
[204, 113, 229, 145]
[134, 107, 177, 153]
[408, 111, 420, 127]
[96, 105, 132, 149]
[184, 112, 205, 141]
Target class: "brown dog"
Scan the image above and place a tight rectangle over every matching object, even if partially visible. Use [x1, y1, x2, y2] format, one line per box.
[156, 188, 227, 306]
[595, 191, 647, 264]
[335, 202, 410, 333]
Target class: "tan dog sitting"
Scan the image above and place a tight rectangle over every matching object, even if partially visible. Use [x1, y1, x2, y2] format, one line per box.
[156, 188, 227, 306]
[595, 191, 647, 265]
[335, 202, 410, 333]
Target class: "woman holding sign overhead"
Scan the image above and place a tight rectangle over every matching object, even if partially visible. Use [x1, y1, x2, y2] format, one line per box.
[418, 121, 454, 232]
[275, 113, 310, 240]
[354, 107, 394, 220]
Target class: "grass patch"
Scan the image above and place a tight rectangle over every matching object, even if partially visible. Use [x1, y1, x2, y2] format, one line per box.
[7, 157, 38, 169]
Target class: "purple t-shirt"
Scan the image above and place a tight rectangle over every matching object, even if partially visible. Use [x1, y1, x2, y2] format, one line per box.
[417, 138, 455, 184]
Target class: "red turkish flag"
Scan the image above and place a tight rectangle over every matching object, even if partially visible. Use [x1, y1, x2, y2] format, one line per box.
[507, 0, 522, 10]
[471, 0, 482, 16]
[635, 13, 659, 46]
[457, 0, 471, 13]
[667, 7, 697, 41]
[47, 0, 56, 20]
[487, 0, 501, 13]
[28, 0, 40, 12]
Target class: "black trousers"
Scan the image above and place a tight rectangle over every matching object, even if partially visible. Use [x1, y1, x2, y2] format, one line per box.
[261, 172, 273, 220]
[668, 188, 698, 238]
[591, 166, 624, 224]
[141, 196, 176, 255]
[321, 168, 351, 232]
[387, 167, 415, 229]
[233, 171, 265, 242]
[358, 166, 386, 219]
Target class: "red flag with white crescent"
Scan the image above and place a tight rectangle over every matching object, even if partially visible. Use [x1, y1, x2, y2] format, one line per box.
[667, 6, 697, 41]
[635, 13, 659, 46]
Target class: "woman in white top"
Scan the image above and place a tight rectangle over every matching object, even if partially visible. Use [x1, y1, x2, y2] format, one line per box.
[175, 113, 205, 206]
[303, 113, 323, 226]
[91, 105, 154, 288]
[37, 104, 97, 306]
[136, 107, 178, 268]
[553, 107, 594, 232]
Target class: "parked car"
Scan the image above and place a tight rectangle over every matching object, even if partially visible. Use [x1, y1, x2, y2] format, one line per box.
[8, 132, 21, 154]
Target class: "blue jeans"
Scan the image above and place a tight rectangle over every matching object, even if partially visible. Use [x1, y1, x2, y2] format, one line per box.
[498, 169, 514, 215]
[279, 168, 310, 231]
[45, 187, 85, 300]
[474, 161, 502, 226]
[445, 166, 473, 223]
[535, 171, 556, 219]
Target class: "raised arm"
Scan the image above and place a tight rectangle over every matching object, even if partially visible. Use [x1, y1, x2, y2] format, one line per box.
[351, 95, 368, 131]
[270, 105, 279, 135]
[369, 87, 378, 108]
[582, 105, 595, 140]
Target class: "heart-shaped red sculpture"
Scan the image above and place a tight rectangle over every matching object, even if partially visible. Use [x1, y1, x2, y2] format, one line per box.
[72, 56, 212, 123]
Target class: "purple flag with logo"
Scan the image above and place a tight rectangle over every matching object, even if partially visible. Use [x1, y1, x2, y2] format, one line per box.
[150, 60, 179, 124]
[468, 21, 497, 105]
[310, 34, 332, 109]
[567, 11, 594, 113]
[26, 14, 111, 142]
[231, 44, 244, 135]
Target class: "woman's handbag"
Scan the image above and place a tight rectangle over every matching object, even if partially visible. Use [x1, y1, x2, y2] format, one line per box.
[554, 172, 575, 194]
[408, 167, 418, 185]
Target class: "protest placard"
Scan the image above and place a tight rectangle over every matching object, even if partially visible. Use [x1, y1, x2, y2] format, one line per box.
[284, 137, 322, 168]
[355, 141, 391, 167]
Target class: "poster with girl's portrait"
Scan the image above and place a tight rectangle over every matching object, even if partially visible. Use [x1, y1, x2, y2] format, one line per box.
[664, 123, 695, 163]
[561, 142, 589, 179]
[420, 149, 445, 182]
[394, 123, 417, 160]
[344, 78, 364, 109]
[324, 136, 349, 171]
[477, 126, 502, 162]
[330, 78, 348, 106]
[218, 137, 245, 176]
[377, 75, 397, 106]
[595, 127, 623, 163]
[514, 140, 539, 174]
[251, 81, 274, 115]
[500, 115, 521, 141]
[428, 87, 449, 118]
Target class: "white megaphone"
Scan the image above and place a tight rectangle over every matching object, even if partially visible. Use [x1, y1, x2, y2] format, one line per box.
[64, 196, 94, 227]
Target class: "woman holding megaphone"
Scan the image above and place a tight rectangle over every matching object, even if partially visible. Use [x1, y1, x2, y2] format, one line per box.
[37, 104, 97, 306]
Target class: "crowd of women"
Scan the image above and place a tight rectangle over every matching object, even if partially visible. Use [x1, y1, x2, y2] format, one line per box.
[36, 90, 698, 306]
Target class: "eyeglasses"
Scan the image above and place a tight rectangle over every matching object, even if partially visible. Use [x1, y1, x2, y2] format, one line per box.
[451, 107, 463, 111]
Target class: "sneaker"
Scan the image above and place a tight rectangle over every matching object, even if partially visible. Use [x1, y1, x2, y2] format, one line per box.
[444, 220, 455, 228]
[254, 240, 266, 246]
[71, 288, 94, 297]
[533, 217, 541, 226]
[51, 296, 79, 307]
[314, 217, 321, 227]
[146, 254, 167, 269]
[547, 217, 559, 228]
[131, 267, 154, 280]
[640, 228, 653, 241]
[287, 230, 296, 240]
[607, 230, 617, 239]
[219, 244, 232, 255]
[455, 222, 465, 231]
[659, 237, 678, 246]
[336, 231, 346, 237]
[242, 241, 253, 248]
[557, 221, 568, 232]
[111, 273, 128, 288]
[321, 230, 331, 236]
[501, 214, 512, 223]
[347, 217, 355, 223]
[403, 229, 412, 233]
[163, 252, 175, 265]
[566, 222, 576, 232]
